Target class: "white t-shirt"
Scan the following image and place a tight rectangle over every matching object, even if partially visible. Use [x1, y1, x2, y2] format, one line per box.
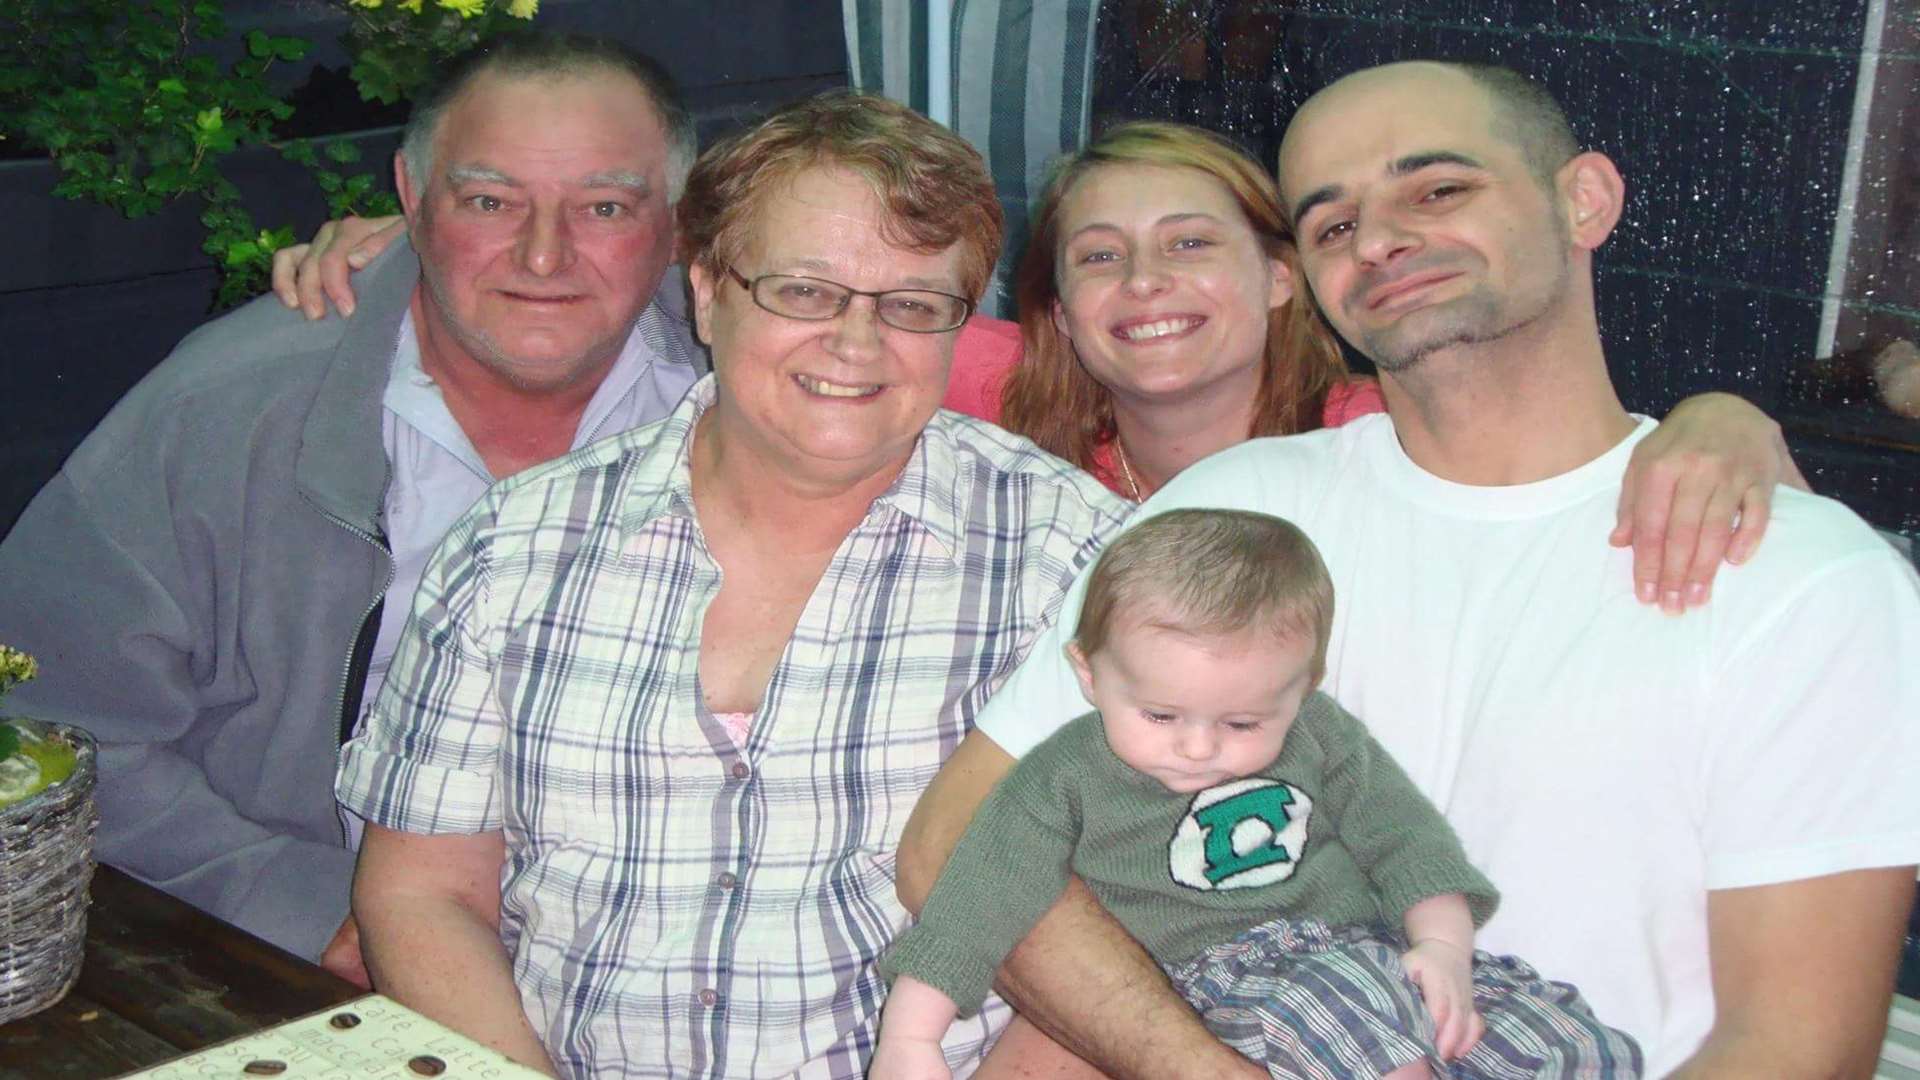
[974, 413, 1920, 1075]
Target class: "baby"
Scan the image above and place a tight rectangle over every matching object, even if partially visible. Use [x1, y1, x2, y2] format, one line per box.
[875, 509, 1641, 1079]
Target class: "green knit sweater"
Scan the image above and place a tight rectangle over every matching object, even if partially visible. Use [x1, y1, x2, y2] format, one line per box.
[882, 692, 1498, 1015]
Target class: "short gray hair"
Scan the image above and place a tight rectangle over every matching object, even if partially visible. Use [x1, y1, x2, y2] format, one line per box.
[400, 31, 697, 203]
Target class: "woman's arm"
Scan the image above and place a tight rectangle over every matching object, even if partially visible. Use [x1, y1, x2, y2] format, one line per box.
[270, 214, 406, 319]
[353, 824, 557, 1074]
[1324, 384, 1804, 614]
[1614, 391, 1808, 613]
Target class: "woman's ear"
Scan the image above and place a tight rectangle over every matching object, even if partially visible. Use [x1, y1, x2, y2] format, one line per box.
[687, 263, 717, 346]
[1267, 255, 1296, 310]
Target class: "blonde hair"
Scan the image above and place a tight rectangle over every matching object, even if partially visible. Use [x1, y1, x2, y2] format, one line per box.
[1075, 509, 1334, 683]
[676, 92, 1002, 302]
[1001, 122, 1349, 474]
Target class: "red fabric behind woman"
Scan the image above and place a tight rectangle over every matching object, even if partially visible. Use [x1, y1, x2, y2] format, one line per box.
[942, 315, 1383, 499]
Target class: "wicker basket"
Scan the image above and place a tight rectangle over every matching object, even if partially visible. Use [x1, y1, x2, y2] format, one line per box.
[0, 718, 98, 1025]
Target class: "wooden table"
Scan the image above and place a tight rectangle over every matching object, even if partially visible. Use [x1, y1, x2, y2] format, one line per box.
[0, 864, 362, 1078]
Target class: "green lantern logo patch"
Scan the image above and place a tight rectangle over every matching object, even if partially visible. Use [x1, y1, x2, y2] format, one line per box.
[1169, 777, 1311, 891]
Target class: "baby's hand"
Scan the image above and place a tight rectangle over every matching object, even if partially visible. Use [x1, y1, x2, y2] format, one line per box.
[867, 1035, 952, 1080]
[1402, 939, 1484, 1061]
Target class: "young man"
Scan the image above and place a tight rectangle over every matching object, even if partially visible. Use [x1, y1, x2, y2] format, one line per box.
[901, 61, 1920, 1079]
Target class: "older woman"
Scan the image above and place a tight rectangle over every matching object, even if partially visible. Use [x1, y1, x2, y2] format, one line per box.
[335, 92, 1129, 1077]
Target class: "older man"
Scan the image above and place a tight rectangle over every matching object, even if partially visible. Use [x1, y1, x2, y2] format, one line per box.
[0, 33, 702, 971]
[904, 62, 1920, 1079]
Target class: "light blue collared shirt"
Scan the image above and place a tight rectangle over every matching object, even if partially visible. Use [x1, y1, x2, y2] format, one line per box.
[370, 275, 704, 714]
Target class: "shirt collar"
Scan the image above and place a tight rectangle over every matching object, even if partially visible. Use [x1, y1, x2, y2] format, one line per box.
[872, 409, 968, 564]
[614, 377, 967, 566]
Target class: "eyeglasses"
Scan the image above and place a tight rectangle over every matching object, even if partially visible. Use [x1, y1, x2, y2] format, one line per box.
[726, 268, 973, 334]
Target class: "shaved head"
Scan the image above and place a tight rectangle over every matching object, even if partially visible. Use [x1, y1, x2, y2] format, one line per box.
[1284, 61, 1578, 208]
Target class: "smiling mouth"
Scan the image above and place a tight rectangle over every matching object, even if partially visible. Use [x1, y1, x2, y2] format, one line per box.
[1113, 316, 1203, 343]
[1364, 273, 1460, 312]
[795, 373, 883, 399]
[500, 290, 585, 304]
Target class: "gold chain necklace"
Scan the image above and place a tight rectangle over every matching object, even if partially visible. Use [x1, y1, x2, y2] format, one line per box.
[1113, 438, 1143, 502]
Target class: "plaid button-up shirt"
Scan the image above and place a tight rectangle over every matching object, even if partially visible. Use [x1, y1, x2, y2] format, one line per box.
[337, 376, 1131, 1078]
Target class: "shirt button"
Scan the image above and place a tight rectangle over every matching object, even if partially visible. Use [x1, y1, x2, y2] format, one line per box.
[716, 872, 738, 890]
[730, 762, 750, 780]
[698, 989, 719, 1007]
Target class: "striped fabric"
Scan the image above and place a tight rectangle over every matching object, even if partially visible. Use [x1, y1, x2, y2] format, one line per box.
[845, 0, 931, 115]
[1168, 917, 1644, 1079]
[337, 376, 1132, 1078]
[846, 0, 1104, 317]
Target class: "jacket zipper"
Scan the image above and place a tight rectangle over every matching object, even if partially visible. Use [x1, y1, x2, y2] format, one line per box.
[311, 496, 394, 848]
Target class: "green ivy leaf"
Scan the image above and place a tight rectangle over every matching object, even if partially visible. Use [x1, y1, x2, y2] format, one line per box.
[224, 239, 261, 267]
[323, 139, 362, 165]
[147, 164, 192, 194]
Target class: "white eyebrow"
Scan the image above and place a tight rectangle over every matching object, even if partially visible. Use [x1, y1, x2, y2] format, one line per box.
[445, 165, 516, 187]
[443, 166, 651, 195]
[580, 170, 651, 194]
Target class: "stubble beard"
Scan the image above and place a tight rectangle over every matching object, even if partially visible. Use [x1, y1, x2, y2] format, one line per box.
[416, 257, 628, 396]
[1357, 255, 1571, 375]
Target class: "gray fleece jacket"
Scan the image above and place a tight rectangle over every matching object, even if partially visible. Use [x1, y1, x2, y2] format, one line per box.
[0, 248, 421, 959]
[0, 243, 699, 958]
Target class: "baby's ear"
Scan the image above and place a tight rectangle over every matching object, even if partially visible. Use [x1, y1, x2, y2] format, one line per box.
[1065, 641, 1097, 700]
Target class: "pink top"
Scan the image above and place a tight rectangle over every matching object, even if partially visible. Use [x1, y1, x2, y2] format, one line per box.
[715, 711, 753, 750]
[942, 314, 1387, 499]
